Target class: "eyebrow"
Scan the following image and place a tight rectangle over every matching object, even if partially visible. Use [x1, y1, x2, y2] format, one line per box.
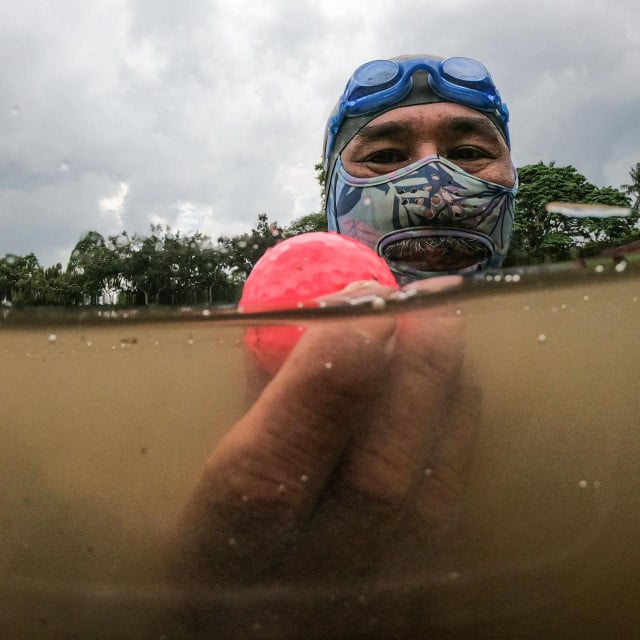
[352, 114, 502, 145]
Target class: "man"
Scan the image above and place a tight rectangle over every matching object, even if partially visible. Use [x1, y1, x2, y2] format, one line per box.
[324, 54, 517, 281]
[169, 55, 516, 637]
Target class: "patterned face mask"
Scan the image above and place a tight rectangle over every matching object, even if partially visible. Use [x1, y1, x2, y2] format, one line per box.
[326, 154, 517, 280]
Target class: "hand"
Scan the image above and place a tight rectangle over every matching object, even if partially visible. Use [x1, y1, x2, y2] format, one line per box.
[167, 275, 480, 635]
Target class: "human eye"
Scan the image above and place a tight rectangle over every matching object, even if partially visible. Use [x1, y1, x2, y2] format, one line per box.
[363, 148, 408, 165]
[446, 146, 490, 162]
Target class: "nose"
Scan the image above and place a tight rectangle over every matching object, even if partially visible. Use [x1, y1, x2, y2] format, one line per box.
[414, 143, 439, 160]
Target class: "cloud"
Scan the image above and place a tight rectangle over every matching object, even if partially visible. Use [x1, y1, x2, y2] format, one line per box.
[0, 0, 638, 266]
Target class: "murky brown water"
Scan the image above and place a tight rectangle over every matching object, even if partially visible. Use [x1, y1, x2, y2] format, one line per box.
[1, 261, 639, 639]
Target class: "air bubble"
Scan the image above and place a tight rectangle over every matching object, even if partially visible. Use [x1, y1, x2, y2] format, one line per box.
[615, 260, 628, 273]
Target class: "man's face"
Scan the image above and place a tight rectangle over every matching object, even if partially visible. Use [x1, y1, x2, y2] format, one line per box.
[340, 102, 515, 187]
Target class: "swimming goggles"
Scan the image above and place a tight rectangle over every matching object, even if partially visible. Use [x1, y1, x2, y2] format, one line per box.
[326, 56, 510, 165]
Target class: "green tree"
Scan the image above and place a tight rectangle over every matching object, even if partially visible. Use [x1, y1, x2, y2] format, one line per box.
[284, 211, 327, 237]
[506, 162, 635, 266]
[621, 162, 640, 215]
[67, 231, 117, 305]
[0, 253, 45, 306]
[218, 213, 283, 279]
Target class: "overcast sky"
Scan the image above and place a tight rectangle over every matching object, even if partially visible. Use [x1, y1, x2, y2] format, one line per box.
[1, 0, 638, 267]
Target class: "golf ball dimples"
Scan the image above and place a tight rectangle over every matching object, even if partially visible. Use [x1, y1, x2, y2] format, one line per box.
[239, 232, 398, 374]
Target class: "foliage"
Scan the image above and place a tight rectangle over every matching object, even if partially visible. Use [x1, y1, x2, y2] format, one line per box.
[283, 211, 327, 236]
[505, 162, 638, 266]
[2, 160, 639, 307]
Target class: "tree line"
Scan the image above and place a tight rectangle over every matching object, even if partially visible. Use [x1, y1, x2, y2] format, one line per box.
[1, 161, 639, 308]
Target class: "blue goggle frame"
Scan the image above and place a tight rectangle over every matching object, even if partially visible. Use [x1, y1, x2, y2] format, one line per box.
[325, 56, 510, 166]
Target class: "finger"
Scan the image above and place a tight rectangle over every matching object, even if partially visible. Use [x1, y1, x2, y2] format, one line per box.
[332, 306, 466, 510]
[314, 280, 400, 307]
[401, 274, 463, 296]
[175, 314, 398, 581]
[415, 374, 482, 540]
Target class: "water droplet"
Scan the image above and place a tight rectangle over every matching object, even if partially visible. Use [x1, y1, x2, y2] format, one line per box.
[493, 274, 502, 282]
[10, 105, 20, 116]
[188, 337, 194, 345]
[593, 481, 601, 489]
[228, 538, 237, 547]
[86, 341, 92, 347]
[537, 334, 547, 343]
[594, 265, 604, 273]
[523, 305, 530, 311]
[278, 484, 286, 493]
[6, 255, 17, 265]
[59, 161, 70, 172]
[512, 274, 521, 282]
[561, 303, 568, 310]
[424, 467, 433, 476]
[578, 479, 588, 489]
[455, 309, 462, 315]
[325, 362, 333, 369]
[371, 297, 386, 310]
[551, 306, 558, 313]
[297, 301, 304, 309]
[201, 309, 210, 317]
[238, 240, 247, 248]
[363, 196, 372, 206]
[170, 263, 179, 273]
[241, 495, 249, 503]
[252, 244, 259, 250]
[300, 474, 309, 483]
[448, 571, 460, 580]
[583, 295, 590, 302]
[48, 334, 57, 344]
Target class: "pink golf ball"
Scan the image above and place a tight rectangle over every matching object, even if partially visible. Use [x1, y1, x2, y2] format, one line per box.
[239, 232, 398, 374]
